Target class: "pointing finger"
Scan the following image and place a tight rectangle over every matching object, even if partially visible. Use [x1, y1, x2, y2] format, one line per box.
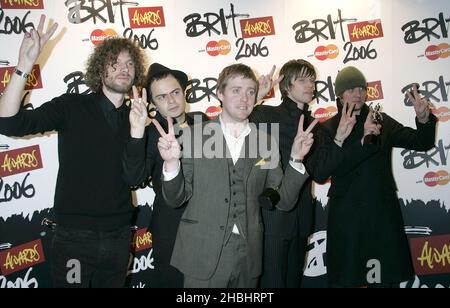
[167, 116, 174, 136]
[142, 88, 147, 105]
[152, 119, 167, 137]
[297, 114, 305, 135]
[132, 85, 140, 101]
[273, 74, 284, 87]
[347, 103, 356, 117]
[269, 65, 276, 78]
[37, 14, 45, 34]
[305, 118, 319, 134]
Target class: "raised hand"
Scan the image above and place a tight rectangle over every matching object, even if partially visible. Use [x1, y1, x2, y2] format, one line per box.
[129, 86, 148, 138]
[257, 65, 284, 102]
[18, 15, 58, 71]
[335, 101, 356, 145]
[406, 84, 432, 124]
[0, 15, 58, 117]
[153, 116, 181, 171]
[291, 115, 319, 161]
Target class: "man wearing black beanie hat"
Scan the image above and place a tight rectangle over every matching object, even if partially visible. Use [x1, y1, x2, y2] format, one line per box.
[309, 66, 438, 287]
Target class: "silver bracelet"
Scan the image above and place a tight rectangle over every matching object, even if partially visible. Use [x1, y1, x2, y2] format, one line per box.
[289, 156, 303, 163]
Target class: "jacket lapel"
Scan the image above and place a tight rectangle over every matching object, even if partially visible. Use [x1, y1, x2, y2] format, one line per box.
[241, 135, 258, 184]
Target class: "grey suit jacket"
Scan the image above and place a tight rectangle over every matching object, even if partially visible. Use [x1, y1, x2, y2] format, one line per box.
[162, 119, 309, 280]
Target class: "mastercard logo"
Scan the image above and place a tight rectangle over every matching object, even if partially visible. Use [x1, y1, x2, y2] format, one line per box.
[206, 106, 222, 119]
[432, 106, 450, 122]
[206, 40, 231, 57]
[313, 106, 338, 123]
[314, 44, 339, 61]
[425, 43, 450, 61]
[423, 170, 450, 187]
[90, 29, 119, 45]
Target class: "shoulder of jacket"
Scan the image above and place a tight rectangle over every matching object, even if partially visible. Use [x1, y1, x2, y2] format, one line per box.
[187, 111, 209, 122]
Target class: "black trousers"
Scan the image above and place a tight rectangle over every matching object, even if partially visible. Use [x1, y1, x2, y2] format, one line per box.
[51, 225, 131, 288]
[260, 234, 307, 288]
[152, 239, 184, 288]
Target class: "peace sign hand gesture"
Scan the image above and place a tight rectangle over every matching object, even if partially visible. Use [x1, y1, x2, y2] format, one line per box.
[257, 65, 284, 102]
[335, 101, 357, 146]
[406, 85, 432, 124]
[129, 86, 148, 138]
[290, 115, 319, 161]
[153, 116, 181, 172]
[18, 15, 58, 72]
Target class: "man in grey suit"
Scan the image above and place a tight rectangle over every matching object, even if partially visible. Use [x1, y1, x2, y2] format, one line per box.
[152, 64, 318, 288]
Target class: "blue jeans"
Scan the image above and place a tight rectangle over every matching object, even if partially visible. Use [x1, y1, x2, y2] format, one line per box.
[51, 225, 131, 288]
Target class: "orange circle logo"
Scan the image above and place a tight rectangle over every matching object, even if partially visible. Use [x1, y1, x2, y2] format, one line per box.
[313, 106, 338, 122]
[432, 106, 450, 122]
[425, 43, 450, 60]
[206, 106, 222, 119]
[314, 44, 339, 61]
[90, 29, 118, 45]
[423, 170, 450, 187]
[206, 40, 231, 56]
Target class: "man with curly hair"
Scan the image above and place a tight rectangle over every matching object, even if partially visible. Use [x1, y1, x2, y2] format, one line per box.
[0, 15, 147, 287]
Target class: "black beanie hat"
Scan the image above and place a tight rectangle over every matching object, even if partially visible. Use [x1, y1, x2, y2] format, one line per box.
[334, 66, 367, 97]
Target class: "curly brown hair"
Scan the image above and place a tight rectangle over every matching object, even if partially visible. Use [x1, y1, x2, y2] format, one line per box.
[84, 38, 147, 93]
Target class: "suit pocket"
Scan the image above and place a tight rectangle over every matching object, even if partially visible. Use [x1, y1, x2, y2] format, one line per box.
[180, 218, 198, 224]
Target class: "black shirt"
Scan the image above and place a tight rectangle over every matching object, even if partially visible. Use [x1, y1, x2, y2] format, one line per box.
[0, 92, 134, 230]
[98, 94, 128, 132]
[250, 97, 317, 238]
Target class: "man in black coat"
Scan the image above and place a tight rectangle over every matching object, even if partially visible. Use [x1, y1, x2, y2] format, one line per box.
[0, 16, 147, 288]
[123, 63, 207, 287]
[310, 66, 437, 287]
[250, 59, 320, 287]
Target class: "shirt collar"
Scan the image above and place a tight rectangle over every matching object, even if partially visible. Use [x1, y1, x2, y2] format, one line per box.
[154, 111, 189, 129]
[98, 91, 127, 114]
[281, 96, 309, 114]
[219, 115, 252, 140]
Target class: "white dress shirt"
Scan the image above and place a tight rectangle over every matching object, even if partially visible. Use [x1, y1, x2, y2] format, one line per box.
[162, 116, 306, 234]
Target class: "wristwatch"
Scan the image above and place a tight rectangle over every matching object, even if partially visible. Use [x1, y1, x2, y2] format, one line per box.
[14, 68, 30, 79]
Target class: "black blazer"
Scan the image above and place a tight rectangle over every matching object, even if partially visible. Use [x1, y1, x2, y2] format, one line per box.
[250, 97, 320, 239]
[123, 111, 208, 246]
[309, 103, 437, 286]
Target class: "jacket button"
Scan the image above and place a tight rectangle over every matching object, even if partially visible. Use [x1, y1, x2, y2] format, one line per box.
[220, 226, 225, 230]
[225, 198, 229, 203]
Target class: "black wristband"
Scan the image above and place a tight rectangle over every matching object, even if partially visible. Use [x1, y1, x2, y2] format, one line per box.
[14, 68, 30, 79]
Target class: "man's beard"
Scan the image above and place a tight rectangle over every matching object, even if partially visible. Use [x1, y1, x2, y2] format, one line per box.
[103, 75, 133, 94]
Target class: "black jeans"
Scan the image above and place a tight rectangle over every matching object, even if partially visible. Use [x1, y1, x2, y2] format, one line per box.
[51, 225, 131, 288]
